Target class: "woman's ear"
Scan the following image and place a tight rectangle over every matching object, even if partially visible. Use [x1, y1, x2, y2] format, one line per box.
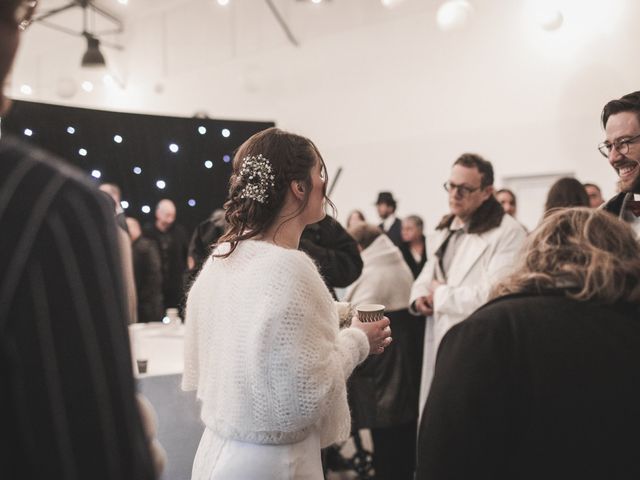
[290, 180, 305, 201]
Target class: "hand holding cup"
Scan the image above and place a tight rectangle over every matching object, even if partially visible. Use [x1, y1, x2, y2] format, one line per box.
[351, 314, 392, 355]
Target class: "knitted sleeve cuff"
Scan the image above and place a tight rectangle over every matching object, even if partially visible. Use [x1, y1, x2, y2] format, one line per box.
[336, 327, 370, 377]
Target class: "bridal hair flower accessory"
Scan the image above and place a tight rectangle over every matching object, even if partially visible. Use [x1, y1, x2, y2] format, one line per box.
[239, 154, 276, 204]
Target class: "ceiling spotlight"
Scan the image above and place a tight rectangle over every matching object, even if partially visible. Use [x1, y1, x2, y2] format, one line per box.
[217, 0, 230, 5]
[113, 134, 123, 143]
[81, 81, 94, 92]
[24, 128, 33, 136]
[169, 143, 179, 153]
[120, 200, 129, 209]
[81, 34, 107, 68]
[67, 126, 76, 134]
[537, 9, 563, 31]
[221, 128, 231, 138]
[79, 148, 88, 156]
[223, 154, 231, 163]
[204, 160, 213, 169]
[198, 126, 207, 135]
[133, 166, 142, 174]
[311, 0, 323, 4]
[381, 0, 405, 8]
[141, 205, 151, 214]
[188, 199, 197, 207]
[156, 180, 166, 189]
[91, 169, 101, 179]
[20, 84, 33, 95]
[436, 0, 474, 32]
[103, 74, 116, 87]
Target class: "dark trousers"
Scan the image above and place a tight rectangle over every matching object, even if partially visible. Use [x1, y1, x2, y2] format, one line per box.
[371, 420, 417, 480]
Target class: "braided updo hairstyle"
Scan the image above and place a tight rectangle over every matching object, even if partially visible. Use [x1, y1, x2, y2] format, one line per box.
[215, 127, 334, 258]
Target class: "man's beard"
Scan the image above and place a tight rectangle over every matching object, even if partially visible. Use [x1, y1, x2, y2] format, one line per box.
[618, 172, 640, 194]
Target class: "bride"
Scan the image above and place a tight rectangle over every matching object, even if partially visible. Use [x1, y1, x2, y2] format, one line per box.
[182, 127, 392, 479]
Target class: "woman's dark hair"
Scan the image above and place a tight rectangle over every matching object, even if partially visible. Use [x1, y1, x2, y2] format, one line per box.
[215, 127, 334, 258]
[544, 177, 590, 214]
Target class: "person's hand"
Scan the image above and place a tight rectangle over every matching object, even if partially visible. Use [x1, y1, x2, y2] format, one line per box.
[414, 296, 434, 316]
[351, 315, 393, 355]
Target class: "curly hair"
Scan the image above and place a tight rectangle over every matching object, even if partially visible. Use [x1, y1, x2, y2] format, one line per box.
[215, 127, 334, 258]
[491, 208, 640, 305]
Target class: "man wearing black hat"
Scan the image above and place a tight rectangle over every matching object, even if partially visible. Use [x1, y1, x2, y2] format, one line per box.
[376, 191, 403, 246]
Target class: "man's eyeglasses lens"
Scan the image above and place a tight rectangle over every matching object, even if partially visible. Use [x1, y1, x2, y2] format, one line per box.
[598, 134, 640, 158]
[443, 182, 479, 196]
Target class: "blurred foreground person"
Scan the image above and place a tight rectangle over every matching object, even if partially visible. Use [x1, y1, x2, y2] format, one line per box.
[0, 1, 157, 478]
[417, 208, 640, 480]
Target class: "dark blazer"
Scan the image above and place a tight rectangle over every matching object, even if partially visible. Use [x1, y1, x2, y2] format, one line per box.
[143, 222, 189, 308]
[400, 237, 427, 278]
[380, 217, 403, 246]
[349, 308, 424, 429]
[417, 291, 640, 480]
[0, 135, 155, 479]
[602, 191, 632, 219]
[132, 237, 164, 323]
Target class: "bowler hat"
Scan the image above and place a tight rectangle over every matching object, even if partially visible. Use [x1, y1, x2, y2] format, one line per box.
[375, 191, 397, 207]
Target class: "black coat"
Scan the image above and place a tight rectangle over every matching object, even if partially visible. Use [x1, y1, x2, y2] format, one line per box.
[187, 218, 225, 277]
[132, 237, 164, 323]
[417, 291, 640, 480]
[299, 216, 363, 298]
[143, 223, 189, 308]
[348, 309, 425, 429]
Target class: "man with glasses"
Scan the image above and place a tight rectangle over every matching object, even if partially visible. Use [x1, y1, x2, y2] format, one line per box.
[409, 153, 526, 415]
[599, 91, 640, 236]
[0, 2, 158, 479]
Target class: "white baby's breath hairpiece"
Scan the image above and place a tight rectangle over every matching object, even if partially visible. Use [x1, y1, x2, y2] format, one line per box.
[239, 154, 275, 204]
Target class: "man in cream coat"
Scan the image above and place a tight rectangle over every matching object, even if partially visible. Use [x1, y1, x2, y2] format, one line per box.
[410, 153, 527, 414]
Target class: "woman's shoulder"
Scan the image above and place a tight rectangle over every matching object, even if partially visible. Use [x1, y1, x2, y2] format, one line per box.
[221, 240, 320, 278]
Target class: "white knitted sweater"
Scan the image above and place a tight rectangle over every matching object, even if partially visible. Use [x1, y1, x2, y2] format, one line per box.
[182, 240, 370, 447]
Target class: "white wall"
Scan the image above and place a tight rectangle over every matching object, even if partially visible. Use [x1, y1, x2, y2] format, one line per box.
[8, 0, 640, 231]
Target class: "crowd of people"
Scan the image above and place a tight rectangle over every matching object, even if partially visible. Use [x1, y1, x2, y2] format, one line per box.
[2, 2, 640, 480]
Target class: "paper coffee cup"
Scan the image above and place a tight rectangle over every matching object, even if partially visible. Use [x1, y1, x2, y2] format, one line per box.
[137, 359, 148, 374]
[356, 304, 385, 323]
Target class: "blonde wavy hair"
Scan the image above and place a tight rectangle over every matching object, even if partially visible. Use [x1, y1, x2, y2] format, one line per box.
[491, 208, 640, 304]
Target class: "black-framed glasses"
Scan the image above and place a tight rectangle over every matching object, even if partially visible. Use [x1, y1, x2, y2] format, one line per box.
[597, 133, 640, 158]
[1, 0, 37, 31]
[443, 181, 482, 197]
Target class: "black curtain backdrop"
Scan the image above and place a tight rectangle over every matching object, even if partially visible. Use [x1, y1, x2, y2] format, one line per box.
[2, 100, 274, 233]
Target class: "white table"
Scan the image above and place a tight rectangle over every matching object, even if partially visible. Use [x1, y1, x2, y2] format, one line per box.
[129, 323, 203, 480]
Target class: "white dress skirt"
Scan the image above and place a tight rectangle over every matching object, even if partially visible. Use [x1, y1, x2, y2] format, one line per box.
[191, 427, 324, 480]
